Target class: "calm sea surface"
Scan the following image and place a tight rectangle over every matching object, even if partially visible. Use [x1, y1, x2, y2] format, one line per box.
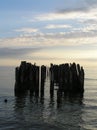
[0, 66, 97, 130]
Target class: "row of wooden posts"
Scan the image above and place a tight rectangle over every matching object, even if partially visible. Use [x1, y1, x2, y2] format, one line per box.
[15, 61, 84, 99]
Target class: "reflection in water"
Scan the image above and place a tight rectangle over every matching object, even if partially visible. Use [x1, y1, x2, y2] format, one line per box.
[14, 64, 86, 129]
[14, 79, 85, 130]
[57, 92, 84, 108]
[15, 90, 84, 106]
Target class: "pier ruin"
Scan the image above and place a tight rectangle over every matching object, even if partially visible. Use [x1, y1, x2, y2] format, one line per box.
[15, 61, 84, 100]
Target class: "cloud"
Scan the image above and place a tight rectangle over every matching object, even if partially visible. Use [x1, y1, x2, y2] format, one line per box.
[0, 47, 43, 59]
[57, 6, 89, 14]
[85, 0, 97, 8]
[34, 12, 79, 21]
[15, 28, 38, 33]
[32, 9, 97, 22]
[0, 36, 42, 48]
[28, 0, 97, 23]
[1, 27, 97, 49]
[45, 24, 72, 29]
[57, 0, 97, 14]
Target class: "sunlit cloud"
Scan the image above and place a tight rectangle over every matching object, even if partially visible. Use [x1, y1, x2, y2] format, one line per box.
[34, 12, 80, 21]
[0, 32, 97, 49]
[15, 28, 38, 33]
[30, 6, 97, 22]
[45, 24, 72, 29]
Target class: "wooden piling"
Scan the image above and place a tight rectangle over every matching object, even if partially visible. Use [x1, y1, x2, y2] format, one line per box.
[49, 62, 85, 99]
[15, 61, 85, 102]
[40, 65, 46, 97]
[15, 61, 40, 96]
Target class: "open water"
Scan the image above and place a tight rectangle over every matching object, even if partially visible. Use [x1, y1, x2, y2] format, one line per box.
[0, 66, 97, 130]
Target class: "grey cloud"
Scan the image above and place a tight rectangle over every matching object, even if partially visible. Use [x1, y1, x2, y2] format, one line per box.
[80, 19, 97, 24]
[0, 47, 43, 59]
[57, 0, 97, 14]
[33, 30, 97, 40]
[57, 7, 89, 14]
[62, 31, 97, 39]
[85, 0, 97, 7]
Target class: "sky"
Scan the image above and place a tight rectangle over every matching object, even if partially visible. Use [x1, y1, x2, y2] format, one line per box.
[0, 0, 97, 66]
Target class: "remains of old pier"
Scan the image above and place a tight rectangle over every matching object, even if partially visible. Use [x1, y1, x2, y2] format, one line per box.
[15, 61, 84, 99]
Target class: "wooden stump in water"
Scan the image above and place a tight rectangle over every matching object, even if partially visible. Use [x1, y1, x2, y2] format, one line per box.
[15, 61, 84, 102]
[15, 61, 40, 96]
[49, 63, 84, 95]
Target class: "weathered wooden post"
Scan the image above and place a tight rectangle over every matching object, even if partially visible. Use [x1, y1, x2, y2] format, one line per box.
[49, 62, 85, 103]
[34, 66, 39, 97]
[50, 64, 54, 97]
[58, 64, 69, 92]
[15, 61, 40, 96]
[40, 65, 46, 97]
[15, 61, 28, 94]
[69, 63, 84, 93]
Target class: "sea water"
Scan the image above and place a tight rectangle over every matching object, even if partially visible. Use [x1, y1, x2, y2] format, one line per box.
[0, 66, 97, 130]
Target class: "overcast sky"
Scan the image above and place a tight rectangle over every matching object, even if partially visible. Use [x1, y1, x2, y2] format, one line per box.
[0, 0, 97, 66]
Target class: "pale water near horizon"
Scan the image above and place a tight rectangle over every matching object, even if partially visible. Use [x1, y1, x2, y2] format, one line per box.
[0, 66, 97, 130]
